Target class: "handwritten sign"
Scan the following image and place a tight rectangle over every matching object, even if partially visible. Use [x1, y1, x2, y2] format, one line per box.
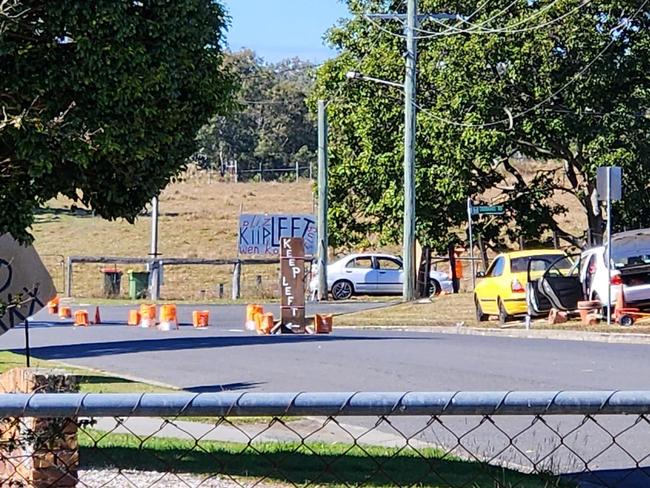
[280, 237, 305, 332]
[0, 235, 56, 336]
[239, 214, 316, 256]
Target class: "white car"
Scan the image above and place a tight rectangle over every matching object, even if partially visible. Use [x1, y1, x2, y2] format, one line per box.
[527, 229, 650, 314]
[580, 229, 650, 308]
[309, 253, 453, 300]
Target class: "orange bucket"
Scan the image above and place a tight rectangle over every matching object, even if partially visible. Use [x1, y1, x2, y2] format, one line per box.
[74, 310, 89, 327]
[140, 304, 156, 328]
[159, 304, 178, 331]
[246, 304, 263, 330]
[58, 306, 72, 319]
[47, 296, 60, 314]
[314, 314, 333, 334]
[193, 310, 210, 328]
[254, 312, 264, 331]
[259, 313, 274, 335]
[127, 310, 141, 326]
[160, 304, 177, 322]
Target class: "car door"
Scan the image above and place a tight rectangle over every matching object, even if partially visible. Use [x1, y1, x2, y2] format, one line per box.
[374, 256, 404, 294]
[538, 255, 583, 310]
[342, 256, 375, 293]
[526, 258, 555, 316]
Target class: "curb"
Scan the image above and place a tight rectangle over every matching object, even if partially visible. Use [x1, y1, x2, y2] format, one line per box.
[346, 324, 650, 345]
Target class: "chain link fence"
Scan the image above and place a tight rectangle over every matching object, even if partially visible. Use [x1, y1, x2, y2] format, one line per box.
[2, 391, 650, 487]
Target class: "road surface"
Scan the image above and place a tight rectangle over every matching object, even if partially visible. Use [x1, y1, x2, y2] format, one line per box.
[2, 302, 650, 486]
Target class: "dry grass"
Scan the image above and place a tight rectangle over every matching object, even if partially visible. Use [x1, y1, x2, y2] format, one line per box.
[31, 162, 590, 303]
[335, 292, 650, 334]
[33, 175, 315, 300]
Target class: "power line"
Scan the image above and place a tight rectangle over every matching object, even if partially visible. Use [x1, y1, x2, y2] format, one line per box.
[414, 0, 591, 37]
[414, 1, 649, 129]
[412, 0, 519, 38]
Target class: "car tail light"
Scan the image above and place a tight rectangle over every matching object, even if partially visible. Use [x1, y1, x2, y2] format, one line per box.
[611, 274, 623, 285]
[511, 278, 525, 293]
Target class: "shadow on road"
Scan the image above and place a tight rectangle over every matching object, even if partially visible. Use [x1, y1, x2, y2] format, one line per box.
[14, 334, 436, 360]
[185, 382, 265, 393]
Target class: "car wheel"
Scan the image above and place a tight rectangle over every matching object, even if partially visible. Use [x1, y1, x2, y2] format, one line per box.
[498, 298, 510, 325]
[331, 280, 353, 301]
[619, 315, 635, 327]
[475, 295, 488, 322]
[429, 279, 442, 297]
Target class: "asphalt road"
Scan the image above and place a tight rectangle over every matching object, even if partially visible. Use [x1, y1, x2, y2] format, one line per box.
[3, 302, 650, 485]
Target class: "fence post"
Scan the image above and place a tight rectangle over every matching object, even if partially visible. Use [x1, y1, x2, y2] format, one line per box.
[232, 261, 241, 300]
[218, 283, 224, 299]
[65, 256, 73, 297]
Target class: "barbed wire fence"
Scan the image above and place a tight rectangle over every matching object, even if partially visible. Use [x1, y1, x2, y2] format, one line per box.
[2, 391, 650, 487]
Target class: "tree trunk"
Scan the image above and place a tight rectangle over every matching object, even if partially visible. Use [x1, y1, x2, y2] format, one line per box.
[583, 184, 604, 245]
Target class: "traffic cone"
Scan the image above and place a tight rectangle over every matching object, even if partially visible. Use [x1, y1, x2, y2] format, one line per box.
[93, 306, 101, 325]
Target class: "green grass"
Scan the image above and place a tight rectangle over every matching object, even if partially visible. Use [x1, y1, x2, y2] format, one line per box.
[79, 430, 567, 487]
[0, 351, 174, 394]
[0, 351, 286, 424]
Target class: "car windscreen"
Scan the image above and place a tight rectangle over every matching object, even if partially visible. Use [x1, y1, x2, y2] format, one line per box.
[511, 255, 572, 274]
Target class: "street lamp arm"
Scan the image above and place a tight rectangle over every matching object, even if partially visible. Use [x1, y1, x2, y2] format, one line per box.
[345, 71, 403, 89]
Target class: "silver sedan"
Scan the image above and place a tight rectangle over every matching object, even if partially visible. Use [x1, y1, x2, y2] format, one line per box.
[310, 253, 453, 300]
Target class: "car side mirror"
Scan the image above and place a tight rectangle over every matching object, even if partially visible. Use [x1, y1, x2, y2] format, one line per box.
[476, 271, 486, 278]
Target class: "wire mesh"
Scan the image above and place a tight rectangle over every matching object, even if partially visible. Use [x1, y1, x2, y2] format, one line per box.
[2, 392, 650, 487]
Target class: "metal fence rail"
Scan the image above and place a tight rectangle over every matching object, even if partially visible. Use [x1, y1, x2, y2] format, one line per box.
[64, 255, 313, 300]
[2, 391, 650, 487]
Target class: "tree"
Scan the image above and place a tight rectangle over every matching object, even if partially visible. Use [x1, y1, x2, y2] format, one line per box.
[314, 0, 650, 252]
[195, 50, 317, 180]
[1, 0, 235, 242]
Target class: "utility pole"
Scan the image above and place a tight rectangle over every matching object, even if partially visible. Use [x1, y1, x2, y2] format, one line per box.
[402, 0, 418, 301]
[366, 4, 456, 301]
[149, 196, 160, 301]
[317, 100, 329, 301]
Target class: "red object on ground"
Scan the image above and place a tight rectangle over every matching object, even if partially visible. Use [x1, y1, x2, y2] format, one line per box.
[93, 306, 101, 325]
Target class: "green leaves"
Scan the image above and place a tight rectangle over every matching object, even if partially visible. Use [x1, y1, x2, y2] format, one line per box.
[1, 0, 235, 242]
[194, 51, 317, 180]
[315, 0, 650, 252]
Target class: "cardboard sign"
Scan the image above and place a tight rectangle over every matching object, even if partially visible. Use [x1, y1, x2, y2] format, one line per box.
[280, 237, 305, 332]
[0, 235, 56, 335]
[239, 214, 317, 256]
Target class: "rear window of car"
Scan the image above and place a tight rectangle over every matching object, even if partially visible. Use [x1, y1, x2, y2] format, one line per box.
[510, 255, 571, 273]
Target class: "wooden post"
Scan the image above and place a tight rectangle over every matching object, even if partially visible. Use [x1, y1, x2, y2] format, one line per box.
[477, 234, 489, 272]
[232, 261, 241, 300]
[280, 238, 306, 332]
[65, 256, 73, 297]
[218, 283, 224, 299]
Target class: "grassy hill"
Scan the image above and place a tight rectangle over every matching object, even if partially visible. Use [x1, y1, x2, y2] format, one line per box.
[32, 163, 587, 301]
[33, 175, 315, 300]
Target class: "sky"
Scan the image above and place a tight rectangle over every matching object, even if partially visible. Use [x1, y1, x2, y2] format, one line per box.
[222, 0, 350, 63]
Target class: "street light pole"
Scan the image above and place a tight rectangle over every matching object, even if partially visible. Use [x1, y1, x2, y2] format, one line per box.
[402, 0, 418, 301]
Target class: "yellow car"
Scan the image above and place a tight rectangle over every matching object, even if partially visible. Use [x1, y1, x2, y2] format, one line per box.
[474, 249, 570, 323]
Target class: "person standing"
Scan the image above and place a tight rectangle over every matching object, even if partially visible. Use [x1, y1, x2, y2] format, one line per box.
[449, 245, 464, 293]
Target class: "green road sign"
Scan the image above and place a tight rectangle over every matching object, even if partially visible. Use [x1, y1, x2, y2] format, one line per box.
[471, 205, 505, 216]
